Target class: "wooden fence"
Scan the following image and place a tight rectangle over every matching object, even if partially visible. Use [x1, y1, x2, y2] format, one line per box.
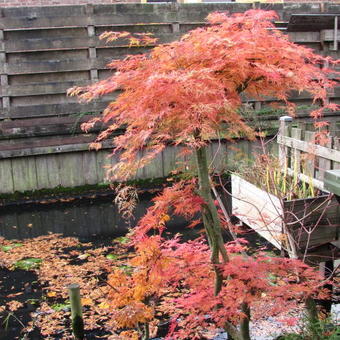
[0, 3, 339, 193]
[277, 116, 340, 190]
[0, 137, 273, 194]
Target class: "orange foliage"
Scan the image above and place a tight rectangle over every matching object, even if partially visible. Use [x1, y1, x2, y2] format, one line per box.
[107, 236, 172, 330]
[69, 9, 339, 181]
[133, 179, 204, 241]
[106, 235, 329, 339]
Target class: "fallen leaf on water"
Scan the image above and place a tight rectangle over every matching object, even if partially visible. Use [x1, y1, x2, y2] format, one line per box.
[7, 300, 24, 311]
[46, 291, 57, 298]
[98, 302, 110, 309]
[7, 292, 23, 298]
[81, 298, 93, 306]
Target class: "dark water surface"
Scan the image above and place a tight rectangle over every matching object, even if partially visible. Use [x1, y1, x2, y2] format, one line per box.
[0, 190, 181, 241]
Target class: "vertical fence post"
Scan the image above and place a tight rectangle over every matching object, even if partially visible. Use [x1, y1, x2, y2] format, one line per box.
[333, 15, 338, 51]
[172, 21, 180, 34]
[278, 116, 293, 170]
[86, 4, 98, 82]
[68, 283, 84, 340]
[0, 8, 10, 119]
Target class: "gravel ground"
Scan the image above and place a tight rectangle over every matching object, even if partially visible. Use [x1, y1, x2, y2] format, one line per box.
[153, 303, 339, 339]
[213, 303, 340, 340]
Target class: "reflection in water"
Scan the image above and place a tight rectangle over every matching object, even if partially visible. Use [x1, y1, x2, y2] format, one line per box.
[0, 190, 272, 250]
[0, 192, 157, 241]
[0, 191, 196, 242]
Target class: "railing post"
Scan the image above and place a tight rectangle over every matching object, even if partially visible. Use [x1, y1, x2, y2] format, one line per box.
[333, 15, 338, 51]
[278, 116, 293, 170]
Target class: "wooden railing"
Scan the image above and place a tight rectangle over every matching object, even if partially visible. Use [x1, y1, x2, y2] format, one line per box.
[277, 115, 340, 190]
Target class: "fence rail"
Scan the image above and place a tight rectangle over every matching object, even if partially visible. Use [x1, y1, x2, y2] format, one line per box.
[278, 116, 340, 190]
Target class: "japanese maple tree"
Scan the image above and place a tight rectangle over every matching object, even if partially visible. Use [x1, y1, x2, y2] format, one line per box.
[69, 9, 338, 340]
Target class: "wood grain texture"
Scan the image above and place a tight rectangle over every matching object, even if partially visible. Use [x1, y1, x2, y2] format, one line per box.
[0, 159, 14, 193]
[232, 175, 340, 253]
[11, 157, 38, 192]
[35, 154, 61, 189]
[232, 174, 283, 250]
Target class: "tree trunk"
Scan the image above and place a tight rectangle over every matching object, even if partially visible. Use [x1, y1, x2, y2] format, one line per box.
[195, 145, 250, 340]
[195, 145, 229, 294]
[240, 303, 251, 340]
[141, 322, 150, 340]
[305, 296, 320, 339]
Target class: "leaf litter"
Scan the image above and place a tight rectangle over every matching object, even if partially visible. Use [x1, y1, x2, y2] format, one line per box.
[0, 234, 130, 339]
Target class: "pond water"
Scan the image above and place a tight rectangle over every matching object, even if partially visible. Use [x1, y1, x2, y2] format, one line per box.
[0, 190, 190, 242]
[0, 188, 273, 251]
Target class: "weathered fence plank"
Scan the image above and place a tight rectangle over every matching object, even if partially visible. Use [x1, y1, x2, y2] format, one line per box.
[5, 59, 91, 75]
[3, 80, 91, 97]
[142, 151, 164, 180]
[95, 150, 111, 184]
[0, 159, 13, 193]
[35, 154, 61, 189]
[0, 135, 97, 159]
[11, 157, 38, 192]
[278, 133, 340, 164]
[58, 152, 84, 188]
[4, 102, 109, 119]
[162, 145, 177, 177]
[277, 117, 340, 190]
[334, 137, 340, 170]
[82, 151, 99, 185]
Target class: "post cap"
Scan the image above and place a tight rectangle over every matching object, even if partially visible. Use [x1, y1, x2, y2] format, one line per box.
[279, 116, 293, 122]
[324, 170, 340, 196]
[68, 283, 80, 290]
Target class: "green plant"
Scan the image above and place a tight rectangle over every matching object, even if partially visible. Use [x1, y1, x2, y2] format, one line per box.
[113, 236, 130, 244]
[106, 254, 119, 260]
[277, 317, 340, 340]
[2, 311, 25, 330]
[305, 317, 340, 340]
[118, 264, 134, 276]
[239, 155, 317, 200]
[25, 298, 40, 305]
[51, 302, 71, 312]
[13, 258, 42, 271]
[1, 243, 23, 252]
